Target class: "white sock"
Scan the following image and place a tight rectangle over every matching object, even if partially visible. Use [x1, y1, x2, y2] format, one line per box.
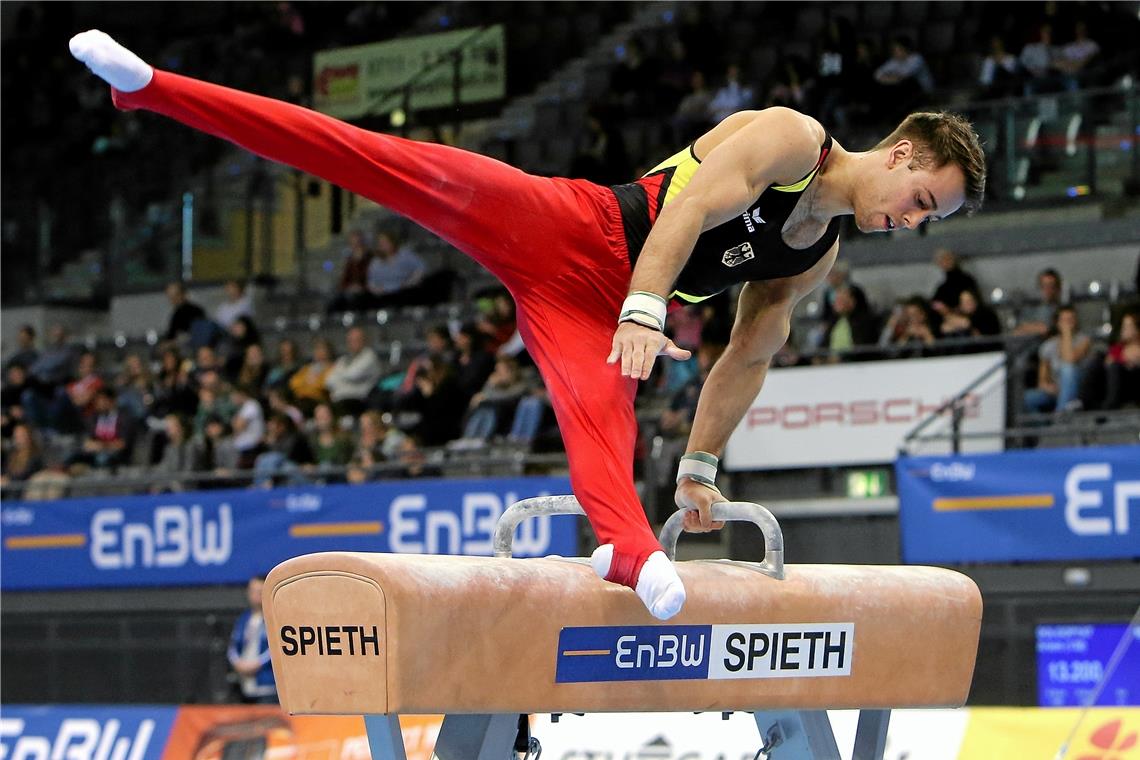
[591, 545, 687, 620]
[69, 30, 153, 92]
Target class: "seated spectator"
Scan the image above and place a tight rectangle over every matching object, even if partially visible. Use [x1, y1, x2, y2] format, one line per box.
[193, 344, 223, 383]
[453, 323, 496, 405]
[2, 364, 30, 429]
[401, 356, 465, 446]
[69, 388, 136, 471]
[506, 387, 551, 446]
[1024, 306, 1091, 414]
[820, 260, 869, 322]
[193, 374, 236, 437]
[325, 327, 383, 418]
[150, 346, 198, 421]
[193, 414, 240, 474]
[873, 36, 933, 118]
[214, 280, 254, 330]
[24, 325, 78, 420]
[308, 403, 353, 468]
[881, 296, 939, 356]
[115, 354, 155, 422]
[229, 384, 266, 468]
[765, 56, 809, 110]
[930, 249, 980, 318]
[476, 292, 518, 355]
[289, 338, 334, 415]
[610, 38, 657, 118]
[1020, 25, 1063, 95]
[4, 324, 38, 371]
[163, 281, 208, 342]
[979, 35, 1022, 98]
[347, 410, 407, 482]
[660, 342, 726, 437]
[671, 70, 713, 144]
[570, 104, 631, 185]
[390, 435, 441, 480]
[1082, 309, 1140, 410]
[1104, 309, 1140, 409]
[1, 423, 43, 484]
[461, 357, 530, 441]
[152, 414, 202, 492]
[819, 285, 880, 362]
[253, 413, 313, 487]
[366, 230, 426, 306]
[237, 343, 269, 392]
[264, 338, 300, 391]
[266, 387, 304, 428]
[708, 63, 754, 123]
[27, 349, 102, 433]
[328, 230, 372, 313]
[1054, 21, 1100, 91]
[222, 316, 261, 381]
[395, 325, 453, 400]
[1013, 268, 1065, 337]
[656, 37, 695, 114]
[940, 289, 1002, 340]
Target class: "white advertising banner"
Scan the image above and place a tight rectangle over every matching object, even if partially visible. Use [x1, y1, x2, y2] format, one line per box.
[724, 353, 1006, 471]
[531, 710, 970, 760]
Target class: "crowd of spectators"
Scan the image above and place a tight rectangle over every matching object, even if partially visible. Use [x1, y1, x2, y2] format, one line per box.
[0, 272, 559, 494]
[568, 2, 1138, 186]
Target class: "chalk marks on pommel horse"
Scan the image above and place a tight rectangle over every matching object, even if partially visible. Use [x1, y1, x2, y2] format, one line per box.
[262, 496, 983, 760]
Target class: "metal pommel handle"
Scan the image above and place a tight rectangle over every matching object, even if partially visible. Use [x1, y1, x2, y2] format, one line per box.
[493, 495, 585, 558]
[659, 502, 785, 580]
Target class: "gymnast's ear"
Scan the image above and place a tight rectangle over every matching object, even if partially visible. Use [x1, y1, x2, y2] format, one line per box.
[886, 139, 915, 168]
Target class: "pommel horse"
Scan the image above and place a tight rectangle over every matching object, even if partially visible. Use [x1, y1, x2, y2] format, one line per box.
[263, 496, 982, 759]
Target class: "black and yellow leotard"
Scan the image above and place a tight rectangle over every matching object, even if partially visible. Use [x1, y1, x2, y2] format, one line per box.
[611, 134, 840, 303]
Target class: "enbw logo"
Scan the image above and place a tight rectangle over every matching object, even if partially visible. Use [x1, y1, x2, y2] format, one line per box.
[90, 504, 231, 570]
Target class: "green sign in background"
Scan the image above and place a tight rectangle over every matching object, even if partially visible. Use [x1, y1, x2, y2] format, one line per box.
[312, 25, 506, 119]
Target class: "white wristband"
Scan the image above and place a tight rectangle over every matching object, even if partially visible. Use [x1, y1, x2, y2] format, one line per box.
[618, 291, 667, 332]
[677, 451, 719, 487]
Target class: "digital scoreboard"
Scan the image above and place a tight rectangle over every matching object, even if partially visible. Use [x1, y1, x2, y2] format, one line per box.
[1036, 623, 1140, 707]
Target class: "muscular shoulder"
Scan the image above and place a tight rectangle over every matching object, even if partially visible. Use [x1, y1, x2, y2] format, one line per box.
[696, 108, 826, 190]
[742, 108, 826, 185]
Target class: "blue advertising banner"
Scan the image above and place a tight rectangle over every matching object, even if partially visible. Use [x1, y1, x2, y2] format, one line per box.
[0, 477, 576, 590]
[897, 445, 1140, 564]
[0, 706, 177, 760]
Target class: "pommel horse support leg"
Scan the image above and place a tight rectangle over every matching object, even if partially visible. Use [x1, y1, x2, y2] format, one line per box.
[263, 496, 982, 760]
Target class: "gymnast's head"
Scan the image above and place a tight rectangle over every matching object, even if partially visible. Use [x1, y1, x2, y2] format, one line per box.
[851, 111, 985, 235]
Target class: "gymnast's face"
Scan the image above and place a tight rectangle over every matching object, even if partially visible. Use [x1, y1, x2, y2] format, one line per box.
[854, 140, 966, 234]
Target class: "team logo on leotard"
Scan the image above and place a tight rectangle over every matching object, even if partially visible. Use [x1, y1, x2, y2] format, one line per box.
[722, 242, 755, 268]
[741, 208, 766, 233]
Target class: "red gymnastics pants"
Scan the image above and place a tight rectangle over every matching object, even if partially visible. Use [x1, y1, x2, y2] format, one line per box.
[112, 71, 661, 586]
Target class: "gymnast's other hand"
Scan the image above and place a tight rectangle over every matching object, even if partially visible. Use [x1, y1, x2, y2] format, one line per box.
[607, 322, 691, 380]
[675, 477, 727, 533]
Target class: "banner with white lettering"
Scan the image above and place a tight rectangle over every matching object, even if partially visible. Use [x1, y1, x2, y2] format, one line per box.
[897, 445, 1140, 563]
[0, 706, 176, 760]
[724, 353, 1006, 470]
[0, 477, 575, 590]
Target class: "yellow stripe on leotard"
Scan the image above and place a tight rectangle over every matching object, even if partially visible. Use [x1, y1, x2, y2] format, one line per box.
[644, 145, 702, 206]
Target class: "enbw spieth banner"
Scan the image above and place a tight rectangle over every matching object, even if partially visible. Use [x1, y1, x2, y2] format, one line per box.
[897, 445, 1140, 563]
[0, 477, 575, 591]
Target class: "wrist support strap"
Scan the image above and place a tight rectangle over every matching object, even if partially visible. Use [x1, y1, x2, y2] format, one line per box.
[677, 451, 719, 487]
[618, 291, 668, 332]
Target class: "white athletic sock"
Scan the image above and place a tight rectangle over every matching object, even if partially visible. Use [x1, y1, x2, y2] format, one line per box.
[69, 30, 153, 92]
[591, 545, 687, 620]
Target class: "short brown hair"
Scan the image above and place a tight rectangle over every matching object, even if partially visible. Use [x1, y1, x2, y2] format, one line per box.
[875, 112, 986, 215]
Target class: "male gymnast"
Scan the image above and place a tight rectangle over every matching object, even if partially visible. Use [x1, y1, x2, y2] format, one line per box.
[70, 30, 985, 620]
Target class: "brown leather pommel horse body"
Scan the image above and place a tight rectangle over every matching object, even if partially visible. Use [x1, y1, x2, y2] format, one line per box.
[263, 496, 983, 760]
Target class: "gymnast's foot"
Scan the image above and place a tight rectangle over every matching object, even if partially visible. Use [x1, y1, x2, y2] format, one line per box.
[69, 30, 152, 92]
[591, 545, 686, 620]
